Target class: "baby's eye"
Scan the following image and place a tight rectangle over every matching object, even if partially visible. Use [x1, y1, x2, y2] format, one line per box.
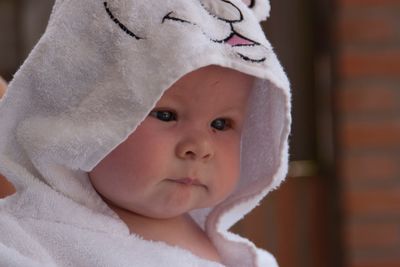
[211, 118, 231, 131]
[149, 110, 177, 122]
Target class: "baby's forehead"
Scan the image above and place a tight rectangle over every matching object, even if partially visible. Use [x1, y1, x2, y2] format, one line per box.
[157, 80, 253, 118]
[161, 66, 254, 102]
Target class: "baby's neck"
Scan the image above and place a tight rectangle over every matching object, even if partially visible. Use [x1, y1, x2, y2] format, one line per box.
[106, 201, 222, 264]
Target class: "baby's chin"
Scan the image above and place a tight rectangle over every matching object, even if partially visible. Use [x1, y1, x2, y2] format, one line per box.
[99, 186, 234, 221]
[139, 202, 230, 221]
[130, 206, 203, 220]
[114, 201, 213, 221]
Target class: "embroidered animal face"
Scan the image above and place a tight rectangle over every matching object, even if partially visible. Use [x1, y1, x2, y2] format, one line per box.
[103, 0, 271, 63]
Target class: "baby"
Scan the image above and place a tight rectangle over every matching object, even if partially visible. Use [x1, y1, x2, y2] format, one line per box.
[88, 65, 253, 262]
[0, 0, 291, 266]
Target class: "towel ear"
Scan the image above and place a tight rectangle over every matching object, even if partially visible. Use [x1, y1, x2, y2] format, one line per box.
[241, 0, 270, 22]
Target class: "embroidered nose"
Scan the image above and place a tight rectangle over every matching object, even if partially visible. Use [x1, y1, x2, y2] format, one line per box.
[200, 0, 243, 23]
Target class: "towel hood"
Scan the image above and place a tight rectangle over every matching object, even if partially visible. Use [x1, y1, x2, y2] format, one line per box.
[0, 0, 291, 265]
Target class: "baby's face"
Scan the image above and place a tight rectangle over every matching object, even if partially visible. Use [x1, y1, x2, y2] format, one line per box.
[89, 65, 253, 219]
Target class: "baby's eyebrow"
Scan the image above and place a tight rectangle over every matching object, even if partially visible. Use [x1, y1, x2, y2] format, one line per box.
[160, 89, 185, 102]
[154, 93, 181, 105]
[218, 106, 246, 116]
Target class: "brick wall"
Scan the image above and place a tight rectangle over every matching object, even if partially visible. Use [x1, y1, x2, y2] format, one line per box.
[335, 0, 400, 266]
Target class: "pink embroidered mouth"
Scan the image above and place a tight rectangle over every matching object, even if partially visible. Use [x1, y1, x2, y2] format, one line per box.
[226, 33, 256, 46]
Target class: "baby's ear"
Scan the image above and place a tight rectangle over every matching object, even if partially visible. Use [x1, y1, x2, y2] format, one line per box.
[241, 0, 271, 22]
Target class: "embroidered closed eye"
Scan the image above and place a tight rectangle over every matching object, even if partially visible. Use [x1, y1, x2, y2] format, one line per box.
[104, 1, 144, 40]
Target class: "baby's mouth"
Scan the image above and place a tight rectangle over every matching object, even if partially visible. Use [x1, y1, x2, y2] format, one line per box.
[167, 177, 203, 186]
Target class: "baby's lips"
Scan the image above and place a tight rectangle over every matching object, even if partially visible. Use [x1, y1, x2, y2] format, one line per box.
[176, 177, 202, 186]
[168, 177, 204, 186]
[176, 178, 194, 185]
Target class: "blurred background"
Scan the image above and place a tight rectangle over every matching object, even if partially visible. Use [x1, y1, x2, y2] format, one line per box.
[0, 0, 399, 266]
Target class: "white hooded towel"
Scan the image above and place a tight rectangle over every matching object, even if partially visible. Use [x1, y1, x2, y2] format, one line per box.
[0, 0, 291, 266]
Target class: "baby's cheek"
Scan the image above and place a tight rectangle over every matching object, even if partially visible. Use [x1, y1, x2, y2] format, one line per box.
[225, 137, 241, 169]
[208, 162, 239, 205]
[222, 140, 242, 190]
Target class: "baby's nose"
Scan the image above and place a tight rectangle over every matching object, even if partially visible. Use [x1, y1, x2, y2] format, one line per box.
[175, 131, 214, 161]
[200, 0, 243, 22]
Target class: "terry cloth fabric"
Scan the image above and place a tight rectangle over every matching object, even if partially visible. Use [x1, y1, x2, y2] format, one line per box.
[0, 0, 291, 266]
